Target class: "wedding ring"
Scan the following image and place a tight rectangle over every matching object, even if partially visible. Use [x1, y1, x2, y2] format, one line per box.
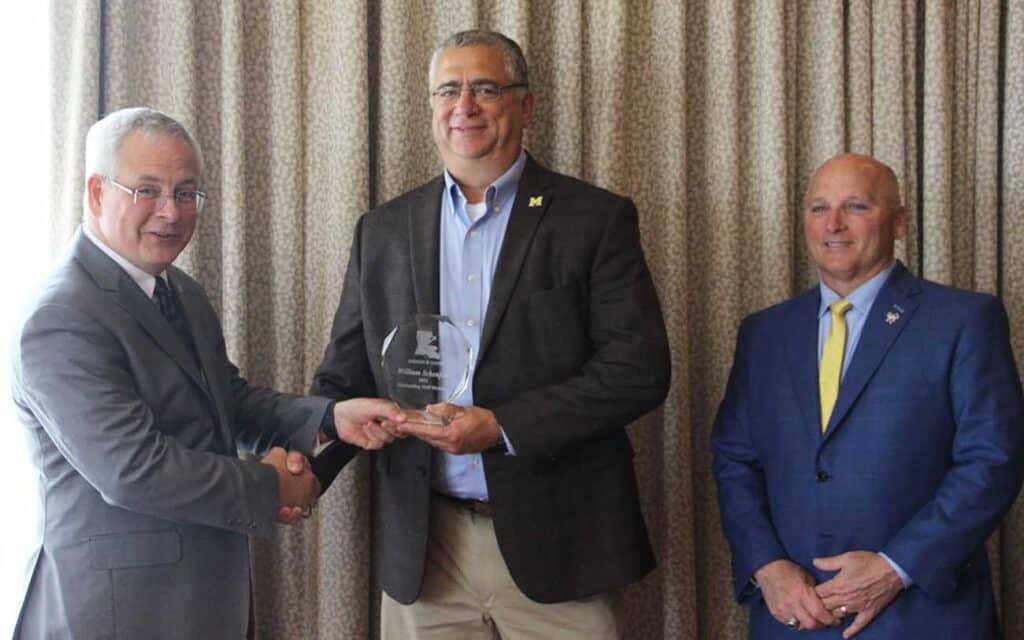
[785, 617, 800, 630]
[838, 605, 848, 616]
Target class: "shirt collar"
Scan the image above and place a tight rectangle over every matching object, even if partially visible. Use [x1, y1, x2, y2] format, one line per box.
[443, 150, 528, 214]
[82, 224, 167, 298]
[818, 260, 897, 318]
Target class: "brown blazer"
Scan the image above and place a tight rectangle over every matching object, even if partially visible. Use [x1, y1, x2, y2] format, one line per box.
[312, 156, 670, 604]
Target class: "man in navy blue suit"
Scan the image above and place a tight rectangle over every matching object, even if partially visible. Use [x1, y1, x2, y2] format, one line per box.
[712, 153, 1024, 639]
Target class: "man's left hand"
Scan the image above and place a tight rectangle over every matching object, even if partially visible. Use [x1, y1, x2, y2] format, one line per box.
[813, 551, 904, 639]
[399, 403, 502, 454]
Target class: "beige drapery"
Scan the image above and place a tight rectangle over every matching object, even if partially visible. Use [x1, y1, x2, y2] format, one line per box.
[48, 1, 1024, 637]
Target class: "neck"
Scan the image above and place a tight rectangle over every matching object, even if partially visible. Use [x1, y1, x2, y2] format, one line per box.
[444, 150, 522, 203]
[447, 165, 501, 203]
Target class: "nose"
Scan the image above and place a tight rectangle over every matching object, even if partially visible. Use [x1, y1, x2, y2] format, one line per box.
[453, 88, 480, 115]
[824, 206, 845, 232]
[153, 194, 181, 221]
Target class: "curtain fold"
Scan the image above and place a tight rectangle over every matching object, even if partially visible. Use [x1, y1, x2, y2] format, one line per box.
[1000, 0, 1024, 634]
[47, 1, 1024, 637]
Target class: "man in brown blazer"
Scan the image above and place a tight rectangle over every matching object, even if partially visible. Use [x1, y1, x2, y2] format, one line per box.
[311, 30, 671, 639]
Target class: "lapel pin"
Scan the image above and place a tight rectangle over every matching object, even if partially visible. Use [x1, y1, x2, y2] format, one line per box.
[528, 196, 543, 207]
[885, 311, 900, 325]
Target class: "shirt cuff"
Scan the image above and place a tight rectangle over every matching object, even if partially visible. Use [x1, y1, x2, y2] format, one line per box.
[315, 401, 338, 454]
[498, 425, 516, 455]
[878, 552, 913, 589]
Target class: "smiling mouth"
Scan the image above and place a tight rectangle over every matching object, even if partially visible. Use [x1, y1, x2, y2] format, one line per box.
[824, 241, 852, 248]
[148, 231, 180, 240]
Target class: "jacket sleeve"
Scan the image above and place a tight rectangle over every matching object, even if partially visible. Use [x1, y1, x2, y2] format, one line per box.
[880, 296, 1024, 600]
[308, 215, 374, 488]
[711, 318, 789, 602]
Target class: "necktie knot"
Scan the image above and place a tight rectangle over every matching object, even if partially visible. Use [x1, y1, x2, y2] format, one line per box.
[831, 298, 852, 318]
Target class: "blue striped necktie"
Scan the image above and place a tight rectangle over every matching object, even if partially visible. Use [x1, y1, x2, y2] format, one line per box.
[154, 276, 198, 364]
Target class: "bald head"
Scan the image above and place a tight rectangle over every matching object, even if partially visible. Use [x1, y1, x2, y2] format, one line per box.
[803, 153, 907, 296]
[806, 153, 903, 212]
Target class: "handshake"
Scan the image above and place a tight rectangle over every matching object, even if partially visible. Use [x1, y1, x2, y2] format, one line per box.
[261, 397, 407, 524]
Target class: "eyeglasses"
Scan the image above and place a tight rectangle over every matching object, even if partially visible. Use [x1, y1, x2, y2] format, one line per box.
[430, 81, 527, 104]
[104, 177, 207, 213]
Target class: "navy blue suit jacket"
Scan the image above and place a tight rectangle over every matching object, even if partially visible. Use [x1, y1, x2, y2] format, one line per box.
[712, 262, 1024, 639]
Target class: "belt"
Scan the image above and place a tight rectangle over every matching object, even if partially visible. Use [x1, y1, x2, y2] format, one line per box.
[434, 492, 494, 518]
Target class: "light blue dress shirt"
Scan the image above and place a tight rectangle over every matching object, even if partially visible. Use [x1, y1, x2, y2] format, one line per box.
[431, 151, 527, 501]
[816, 260, 912, 588]
[816, 261, 897, 377]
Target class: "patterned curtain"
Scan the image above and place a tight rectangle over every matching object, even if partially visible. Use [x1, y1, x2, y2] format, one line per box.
[49, 1, 1024, 637]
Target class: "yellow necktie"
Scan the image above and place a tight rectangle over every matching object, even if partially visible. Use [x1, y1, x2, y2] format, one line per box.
[819, 299, 852, 432]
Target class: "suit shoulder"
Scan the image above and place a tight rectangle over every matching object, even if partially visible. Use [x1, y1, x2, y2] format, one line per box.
[13, 258, 110, 371]
[23, 254, 97, 316]
[541, 166, 632, 206]
[907, 278, 1007, 329]
[917, 277, 1000, 306]
[362, 177, 442, 224]
[739, 288, 816, 332]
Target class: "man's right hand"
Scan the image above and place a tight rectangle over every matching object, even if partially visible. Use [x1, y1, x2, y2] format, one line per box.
[334, 398, 406, 449]
[755, 559, 838, 631]
[261, 447, 320, 525]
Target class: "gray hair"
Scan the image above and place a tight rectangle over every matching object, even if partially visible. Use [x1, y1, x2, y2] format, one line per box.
[85, 107, 203, 183]
[428, 30, 529, 88]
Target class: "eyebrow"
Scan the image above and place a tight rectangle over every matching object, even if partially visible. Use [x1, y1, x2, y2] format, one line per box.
[135, 174, 198, 187]
[434, 78, 501, 89]
[806, 192, 874, 203]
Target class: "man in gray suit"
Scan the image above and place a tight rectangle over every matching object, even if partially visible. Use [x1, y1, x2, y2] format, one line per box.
[10, 107, 402, 639]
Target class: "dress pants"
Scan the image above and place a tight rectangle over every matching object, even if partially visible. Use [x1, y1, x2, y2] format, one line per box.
[381, 494, 618, 640]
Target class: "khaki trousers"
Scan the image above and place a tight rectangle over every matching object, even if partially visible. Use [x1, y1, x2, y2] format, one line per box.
[381, 495, 619, 640]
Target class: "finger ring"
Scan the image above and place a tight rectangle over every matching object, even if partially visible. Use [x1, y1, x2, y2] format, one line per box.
[838, 605, 848, 616]
[785, 617, 800, 630]
[301, 506, 312, 519]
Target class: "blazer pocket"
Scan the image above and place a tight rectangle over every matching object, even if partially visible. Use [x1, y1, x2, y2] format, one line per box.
[89, 529, 182, 570]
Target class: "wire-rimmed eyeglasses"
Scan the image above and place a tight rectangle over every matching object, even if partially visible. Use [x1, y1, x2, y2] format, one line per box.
[104, 176, 207, 213]
[430, 81, 528, 104]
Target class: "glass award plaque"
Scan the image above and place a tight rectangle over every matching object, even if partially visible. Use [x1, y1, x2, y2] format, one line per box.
[380, 314, 473, 426]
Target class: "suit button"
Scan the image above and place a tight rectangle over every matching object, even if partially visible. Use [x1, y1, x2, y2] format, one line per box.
[815, 470, 830, 482]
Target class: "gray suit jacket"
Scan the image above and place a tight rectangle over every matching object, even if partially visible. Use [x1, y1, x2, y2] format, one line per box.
[10, 229, 330, 639]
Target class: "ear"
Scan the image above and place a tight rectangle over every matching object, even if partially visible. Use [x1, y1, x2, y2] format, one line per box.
[86, 174, 105, 218]
[519, 91, 535, 129]
[892, 206, 908, 240]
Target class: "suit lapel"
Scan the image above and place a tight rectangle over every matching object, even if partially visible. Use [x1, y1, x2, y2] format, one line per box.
[73, 230, 211, 399]
[822, 263, 920, 442]
[408, 177, 444, 314]
[781, 287, 826, 443]
[478, 157, 551, 363]
[171, 270, 233, 451]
